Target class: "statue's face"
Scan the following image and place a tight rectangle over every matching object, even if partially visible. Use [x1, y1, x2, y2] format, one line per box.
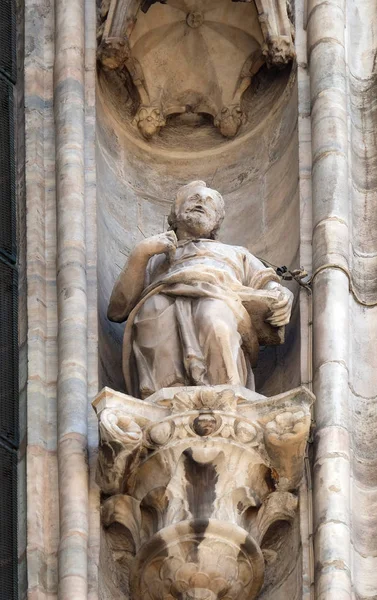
[175, 185, 222, 238]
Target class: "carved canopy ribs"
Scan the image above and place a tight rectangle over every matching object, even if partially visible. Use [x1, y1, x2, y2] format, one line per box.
[97, 0, 295, 139]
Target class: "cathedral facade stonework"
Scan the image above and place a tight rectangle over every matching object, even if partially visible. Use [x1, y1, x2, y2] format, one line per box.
[19, 0, 377, 598]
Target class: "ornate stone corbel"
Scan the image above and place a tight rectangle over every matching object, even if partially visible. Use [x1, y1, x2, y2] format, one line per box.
[214, 105, 246, 139]
[132, 106, 167, 139]
[253, 0, 295, 66]
[93, 385, 313, 598]
[97, 36, 130, 70]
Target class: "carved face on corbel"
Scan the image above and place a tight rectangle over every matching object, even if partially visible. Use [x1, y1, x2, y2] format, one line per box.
[132, 106, 166, 139]
[214, 105, 245, 138]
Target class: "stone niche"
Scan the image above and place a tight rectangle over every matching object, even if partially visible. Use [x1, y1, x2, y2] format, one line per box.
[94, 385, 313, 599]
[97, 0, 295, 139]
[96, 55, 299, 399]
[95, 1, 304, 598]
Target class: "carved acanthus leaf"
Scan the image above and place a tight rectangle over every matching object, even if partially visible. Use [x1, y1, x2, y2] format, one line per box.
[159, 388, 238, 413]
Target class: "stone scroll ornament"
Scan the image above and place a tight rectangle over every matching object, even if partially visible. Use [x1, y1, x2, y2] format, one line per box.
[97, 0, 295, 139]
[94, 182, 313, 599]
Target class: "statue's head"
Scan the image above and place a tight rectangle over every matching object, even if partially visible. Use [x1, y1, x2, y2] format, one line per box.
[168, 181, 225, 239]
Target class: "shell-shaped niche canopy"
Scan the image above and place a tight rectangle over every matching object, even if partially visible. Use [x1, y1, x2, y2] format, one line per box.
[97, 0, 295, 140]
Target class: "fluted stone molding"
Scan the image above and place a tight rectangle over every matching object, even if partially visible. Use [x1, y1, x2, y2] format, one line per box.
[347, 2, 377, 596]
[54, 7, 89, 600]
[54, 0, 90, 596]
[308, 0, 351, 597]
[25, 0, 98, 594]
[85, 0, 101, 593]
[25, 0, 59, 595]
[294, 0, 313, 595]
[54, 0, 95, 600]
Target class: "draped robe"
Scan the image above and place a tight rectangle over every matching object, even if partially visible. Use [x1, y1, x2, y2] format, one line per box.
[119, 239, 283, 399]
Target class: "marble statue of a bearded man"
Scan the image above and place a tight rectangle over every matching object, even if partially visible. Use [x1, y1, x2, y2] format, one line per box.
[108, 181, 293, 399]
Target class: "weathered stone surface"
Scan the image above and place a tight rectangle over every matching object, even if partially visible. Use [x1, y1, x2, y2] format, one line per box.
[22, 0, 377, 596]
[93, 385, 313, 598]
[97, 0, 295, 139]
[107, 181, 293, 399]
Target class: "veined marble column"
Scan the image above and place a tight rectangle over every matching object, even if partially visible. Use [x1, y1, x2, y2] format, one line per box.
[25, 0, 59, 595]
[54, 0, 89, 597]
[347, 1, 377, 596]
[85, 0, 100, 596]
[308, 0, 351, 597]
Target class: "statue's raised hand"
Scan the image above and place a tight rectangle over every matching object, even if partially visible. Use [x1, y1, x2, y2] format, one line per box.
[137, 231, 178, 258]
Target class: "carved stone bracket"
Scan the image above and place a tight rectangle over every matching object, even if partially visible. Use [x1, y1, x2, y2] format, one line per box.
[93, 385, 313, 598]
[254, 0, 295, 66]
[97, 0, 295, 139]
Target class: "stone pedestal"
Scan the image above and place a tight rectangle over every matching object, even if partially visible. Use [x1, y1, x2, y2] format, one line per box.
[93, 385, 313, 599]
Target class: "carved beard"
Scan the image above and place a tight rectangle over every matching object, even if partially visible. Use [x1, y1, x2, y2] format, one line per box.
[178, 210, 217, 239]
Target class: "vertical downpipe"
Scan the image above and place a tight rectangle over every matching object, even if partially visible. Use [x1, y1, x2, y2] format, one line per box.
[54, 0, 88, 597]
[308, 0, 351, 598]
